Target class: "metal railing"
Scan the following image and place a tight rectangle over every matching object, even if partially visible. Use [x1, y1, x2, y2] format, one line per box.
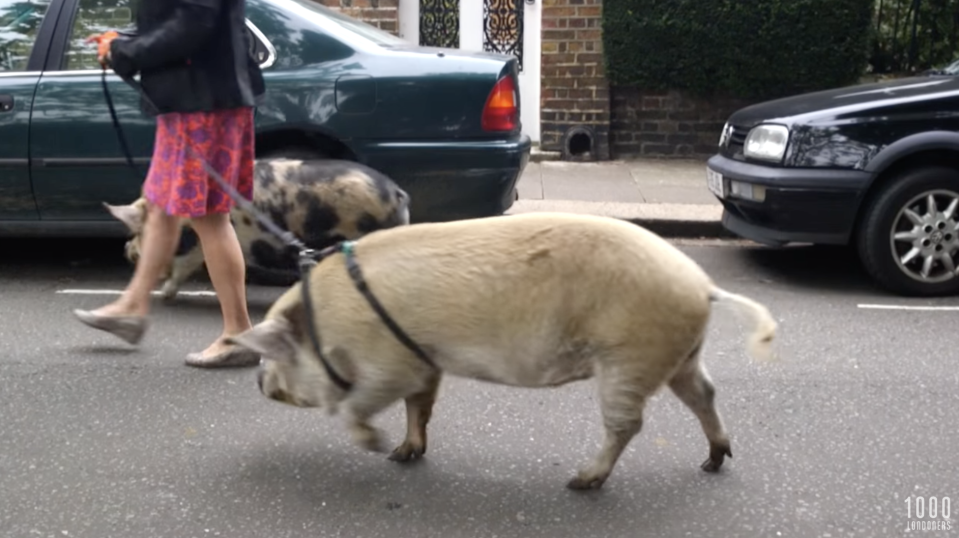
[871, 0, 959, 74]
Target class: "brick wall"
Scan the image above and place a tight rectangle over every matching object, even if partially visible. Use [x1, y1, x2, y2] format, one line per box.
[610, 87, 755, 159]
[317, 0, 399, 35]
[540, 0, 610, 161]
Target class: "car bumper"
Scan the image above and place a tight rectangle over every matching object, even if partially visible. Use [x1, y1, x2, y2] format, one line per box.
[707, 154, 873, 246]
[358, 134, 532, 222]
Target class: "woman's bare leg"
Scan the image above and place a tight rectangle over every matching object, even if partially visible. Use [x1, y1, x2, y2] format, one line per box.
[74, 202, 181, 344]
[187, 210, 256, 363]
[95, 203, 181, 318]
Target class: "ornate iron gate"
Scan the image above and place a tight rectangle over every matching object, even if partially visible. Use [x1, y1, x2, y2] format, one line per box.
[417, 0, 525, 71]
[419, 0, 459, 48]
[483, 0, 524, 70]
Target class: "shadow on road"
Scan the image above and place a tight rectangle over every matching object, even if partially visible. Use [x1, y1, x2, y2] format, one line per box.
[0, 237, 128, 264]
[736, 244, 882, 295]
[0, 237, 130, 281]
[218, 440, 737, 536]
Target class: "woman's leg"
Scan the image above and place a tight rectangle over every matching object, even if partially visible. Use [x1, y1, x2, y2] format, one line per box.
[91, 203, 182, 319]
[73, 204, 181, 344]
[73, 114, 184, 345]
[187, 210, 255, 360]
[183, 106, 259, 367]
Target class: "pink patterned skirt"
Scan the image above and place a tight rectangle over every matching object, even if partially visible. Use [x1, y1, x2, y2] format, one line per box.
[142, 106, 255, 218]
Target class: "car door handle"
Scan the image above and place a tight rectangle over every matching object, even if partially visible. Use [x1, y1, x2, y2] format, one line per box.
[0, 94, 13, 112]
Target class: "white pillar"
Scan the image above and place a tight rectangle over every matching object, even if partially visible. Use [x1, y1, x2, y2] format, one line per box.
[520, 0, 541, 143]
[398, 0, 420, 44]
[459, 0, 483, 50]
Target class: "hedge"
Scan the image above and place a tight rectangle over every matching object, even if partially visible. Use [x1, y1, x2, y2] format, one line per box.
[602, 0, 876, 101]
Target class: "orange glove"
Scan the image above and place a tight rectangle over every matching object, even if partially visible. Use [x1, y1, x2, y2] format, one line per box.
[86, 31, 119, 68]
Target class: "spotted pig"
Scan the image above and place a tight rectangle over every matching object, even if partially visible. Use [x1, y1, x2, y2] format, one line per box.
[104, 158, 411, 300]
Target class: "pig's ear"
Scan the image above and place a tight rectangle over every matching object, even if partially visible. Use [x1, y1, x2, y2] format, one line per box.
[103, 202, 144, 234]
[226, 318, 297, 363]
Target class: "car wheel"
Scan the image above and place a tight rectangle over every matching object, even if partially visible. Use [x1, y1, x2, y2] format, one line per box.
[857, 165, 959, 297]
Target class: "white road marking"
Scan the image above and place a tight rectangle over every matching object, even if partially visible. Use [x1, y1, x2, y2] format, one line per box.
[857, 303, 959, 311]
[56, 289, 217, 297]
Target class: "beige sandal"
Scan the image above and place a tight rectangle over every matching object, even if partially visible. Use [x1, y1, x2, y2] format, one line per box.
[73, 309, 148, 345]
[184, 346, 260, 369]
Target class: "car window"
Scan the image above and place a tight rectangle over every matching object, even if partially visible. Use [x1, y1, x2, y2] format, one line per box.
[62, 0, 134, 71]
[62, 0, 273, 71]
[245, 21, 275, 68]
[0, 0, 52, 72]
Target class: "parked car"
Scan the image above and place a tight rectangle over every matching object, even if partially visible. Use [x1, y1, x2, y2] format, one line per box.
[0, 0, 530, 238]
[707, 71, 959, 297]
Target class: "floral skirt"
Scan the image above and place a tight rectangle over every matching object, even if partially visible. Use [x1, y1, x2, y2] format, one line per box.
[142, 106, 255, 218]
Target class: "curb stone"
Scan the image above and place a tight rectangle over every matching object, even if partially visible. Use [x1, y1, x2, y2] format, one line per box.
[505, 199, 734, 239]
[530, 147, 562, 163]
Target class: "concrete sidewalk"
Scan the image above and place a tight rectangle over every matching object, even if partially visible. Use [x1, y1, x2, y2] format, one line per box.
[509, 158, 729, 238]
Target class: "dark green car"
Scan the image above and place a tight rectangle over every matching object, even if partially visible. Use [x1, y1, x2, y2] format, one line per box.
[0, 0, 531, 237]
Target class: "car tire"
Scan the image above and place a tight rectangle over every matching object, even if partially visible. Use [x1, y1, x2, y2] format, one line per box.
[856, 165, 959, 297]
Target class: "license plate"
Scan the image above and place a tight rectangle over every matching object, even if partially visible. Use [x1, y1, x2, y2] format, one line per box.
[706, 167, 725, 198]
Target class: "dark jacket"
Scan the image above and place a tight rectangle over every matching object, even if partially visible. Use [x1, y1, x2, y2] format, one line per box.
[109, 0, 266, 116]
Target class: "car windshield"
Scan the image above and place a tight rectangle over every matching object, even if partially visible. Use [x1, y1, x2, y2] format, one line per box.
[277, 0, 408, 46]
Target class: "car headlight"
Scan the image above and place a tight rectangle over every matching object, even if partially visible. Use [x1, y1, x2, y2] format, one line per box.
[744, 124, 789, 162]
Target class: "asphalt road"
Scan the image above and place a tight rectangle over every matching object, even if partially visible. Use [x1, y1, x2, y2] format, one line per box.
[1, 236, 957, 538]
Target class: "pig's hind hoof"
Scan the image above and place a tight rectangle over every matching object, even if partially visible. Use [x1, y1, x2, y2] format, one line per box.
[566, 475, 606, 491]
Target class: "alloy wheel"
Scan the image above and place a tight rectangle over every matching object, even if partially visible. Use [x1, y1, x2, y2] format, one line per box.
[890, 189, 959, 284]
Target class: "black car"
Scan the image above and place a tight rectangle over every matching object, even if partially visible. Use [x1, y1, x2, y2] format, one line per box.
[707, 73, 959, 297]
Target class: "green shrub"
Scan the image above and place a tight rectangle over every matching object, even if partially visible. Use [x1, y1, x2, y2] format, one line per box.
[602, 0, 876, 100]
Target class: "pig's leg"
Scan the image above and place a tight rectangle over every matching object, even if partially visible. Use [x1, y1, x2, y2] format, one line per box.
[160, 243, 206, 301]
[343, 381, 417, 455]
[566, 358, 653, 491]
[389, 371, 442, 463]
[667, 346, 732, 473]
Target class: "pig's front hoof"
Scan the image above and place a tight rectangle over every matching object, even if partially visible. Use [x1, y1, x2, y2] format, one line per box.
[701, 443, 732, 473]
[159, 281, 180, 302]
[351, 424, 388, 454]
[387, 441, 425, 463]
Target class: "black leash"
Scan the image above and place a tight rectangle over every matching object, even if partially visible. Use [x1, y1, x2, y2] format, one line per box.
[297, 244, 355, 392]
[100, 67, 436, 392]
[341, 241, 437, 370]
